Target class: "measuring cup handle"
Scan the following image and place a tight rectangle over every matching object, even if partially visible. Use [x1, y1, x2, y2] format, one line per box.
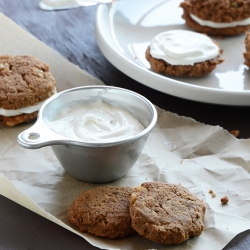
[17, 122, 65, 149]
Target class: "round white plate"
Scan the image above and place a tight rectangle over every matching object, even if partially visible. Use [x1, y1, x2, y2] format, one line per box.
[95, 0, 250, 106]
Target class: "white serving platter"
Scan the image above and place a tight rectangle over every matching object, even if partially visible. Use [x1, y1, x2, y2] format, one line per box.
[95, 0, 250, 105]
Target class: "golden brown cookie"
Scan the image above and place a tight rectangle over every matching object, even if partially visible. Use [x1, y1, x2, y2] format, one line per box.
[0, 55, 56, 126]
[68, 186, 135, 239]
[180, 0, 250, 36]
[0, 112, 38, 126]
[244, 31, 250, 67]
[146, 46, 223, 77]
[129, 182, 206, 244]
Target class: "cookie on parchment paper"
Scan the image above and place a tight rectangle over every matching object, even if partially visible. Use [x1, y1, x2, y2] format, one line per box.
[0, 54, 56, 126]
[129, 182, 206, 244]
[68, 186, 135, 239]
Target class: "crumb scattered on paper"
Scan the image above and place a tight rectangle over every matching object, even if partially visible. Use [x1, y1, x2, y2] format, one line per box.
[209, 189, 216, 198]
[230, 130, 240, 137]
[221, 196, 229, 204]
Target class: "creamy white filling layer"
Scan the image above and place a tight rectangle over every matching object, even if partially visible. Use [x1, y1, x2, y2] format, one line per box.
[0, 101, 45, 116]
[190, 14, 250, 28]
[149, 30, 219, 66]
[0, 88, 56, 117]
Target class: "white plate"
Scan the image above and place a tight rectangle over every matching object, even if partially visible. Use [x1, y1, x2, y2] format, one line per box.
[95, 0, 250, 106]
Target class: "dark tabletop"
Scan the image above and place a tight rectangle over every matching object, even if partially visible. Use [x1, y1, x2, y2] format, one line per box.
[0, 1, 250, 249]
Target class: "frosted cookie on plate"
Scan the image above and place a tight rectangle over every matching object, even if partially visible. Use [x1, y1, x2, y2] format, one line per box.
[146, 30, 223, 77]
[180, 0, 250, 36]
[0, 55, 56, 126]
[129, 182, 206, 244]
[68, 186, 135, 239]
[244, 31, 250, 67]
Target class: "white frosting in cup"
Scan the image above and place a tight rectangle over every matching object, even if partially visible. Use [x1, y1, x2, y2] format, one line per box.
[48, 100, 145, 143]
[190, 14, 250, 28]
[149, 30, 219, 66]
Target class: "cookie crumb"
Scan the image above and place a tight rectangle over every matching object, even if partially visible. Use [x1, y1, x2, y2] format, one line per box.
[209, 189, 216, 198]
[230, 130, 240, 137]
[221, 196, 229, 204]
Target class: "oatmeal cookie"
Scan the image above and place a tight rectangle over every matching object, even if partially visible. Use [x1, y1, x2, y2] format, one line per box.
[129, 182, 206, 244]
[0, 55, 56, 126]
[68, 186, 135, 239]
[0, 112, 38, 127]
[244, 31, 250, 67]
[180, 0, 250, 36]
[146, 46, 223, 77]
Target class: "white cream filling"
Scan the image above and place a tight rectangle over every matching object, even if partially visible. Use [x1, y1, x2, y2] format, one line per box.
[190, 13, 250, 28]
[0, 101, 45, 117]
[149, 30, 219, 66]
[0, 88, 56, 117]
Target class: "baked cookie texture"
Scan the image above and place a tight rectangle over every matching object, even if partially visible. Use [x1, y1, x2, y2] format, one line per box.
[180, 0, 250, 36]
[0, 112, 38, 127]
[0, 55, 56, 126]
[244, 31, 250, 67]
[129, 182, 206, 244]
[146, 46, 223, 77]
[68, 186, 135, 239]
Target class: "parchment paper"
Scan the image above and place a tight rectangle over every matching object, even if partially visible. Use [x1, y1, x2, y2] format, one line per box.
[1, 13, 250, 250]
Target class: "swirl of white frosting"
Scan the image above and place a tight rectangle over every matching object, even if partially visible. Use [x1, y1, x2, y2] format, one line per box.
[48, 100, 145, 143]
[149, 30, 219, 66]
[190, 14, 250, 28]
